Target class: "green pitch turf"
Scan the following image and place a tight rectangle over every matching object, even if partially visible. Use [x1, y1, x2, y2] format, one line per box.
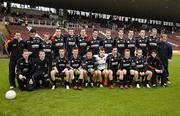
[0, 56, 180, 116]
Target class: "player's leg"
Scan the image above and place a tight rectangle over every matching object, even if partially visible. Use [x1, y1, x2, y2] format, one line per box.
[32, 72, 42, 89]
[78, 69, 84, 90]
[9, 59, 17, 88]
[69, 69, 77, 89]
[108, 69, 114, 88]
[83, 70, 89, 87]
[117, 69, 124, 88]
[50, 70, 57, 89]
[135, 71, 141, 88]
[96, 70, 102, 87]
[122, 69, 128, 88]
[151, 70, 157, 87]
[129, 69, 138, 88]
[145, 70, 152, 88]
[64, 69, 70, 89]
[102, 69, 109, 87]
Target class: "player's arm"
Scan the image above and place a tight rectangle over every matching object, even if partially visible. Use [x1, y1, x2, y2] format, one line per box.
[7, 40, 13, 54]
[16, 59, 23, 76]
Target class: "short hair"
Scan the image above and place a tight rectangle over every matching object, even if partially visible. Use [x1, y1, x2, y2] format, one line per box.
[136, 48, 142, 51]
[87, 49, 92, 53]
[68, 28, 74, 31]
[44, 33, 50, 36]
[152, 28, 157, 32]
[106, 29, 111, 32]
[93, 29, 99, 32]
[59, 47, 65, 51]
[23, 49, 29, 53]
[39, 50, 45, 54]
[56, 27, 61, 30]
[128, 30, 134, 33]
[112, 46, 117, 51]
[30, 29, 36, 33]
[72, 47, 78, 51]
[151, 49, 157, 54]
[118, 28, 124, 32]
[99, 46, 105, 52]
[15, 31, 21, 34]
[124, 49, 130, 52]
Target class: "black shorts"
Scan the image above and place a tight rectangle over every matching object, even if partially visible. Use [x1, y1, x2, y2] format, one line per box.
[55, 71, 65, 78]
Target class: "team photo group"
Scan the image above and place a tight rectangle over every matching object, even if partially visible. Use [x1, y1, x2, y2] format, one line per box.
[7, 27, 173, 91]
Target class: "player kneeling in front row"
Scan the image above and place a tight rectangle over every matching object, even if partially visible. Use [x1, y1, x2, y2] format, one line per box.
[51, 48, 70, 90]
[16, 49, 35, 91]
[94, 47, 109, 88]
[147, 50, 166, 87]
[134, 48, 152, 88]
[106, 47, 122, 88]
[82, 49, 97, 88]
[120, 49, 138, 89]
[69, 47, 84, 90]
[32, 50, 52, 89]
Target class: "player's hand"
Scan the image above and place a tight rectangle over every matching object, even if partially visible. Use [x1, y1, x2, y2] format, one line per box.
[140, 72, 145, 75]
[19, 75, 24, 80]
[159, 70, 163, 73]
[23, 76, 26, 79]
[168, 59, 172, 63]
[155, 69, 159, 73]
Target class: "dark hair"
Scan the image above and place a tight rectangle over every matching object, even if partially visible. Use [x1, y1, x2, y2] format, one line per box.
[124, 49, 130, 52]
[30, 29, 36, 33]
[87, 49, 93, 53]
[39, 50, 45, 54]
[93, 29, 99, 32]
[72, 47, 78, 51]
[23, 49, 29, 53]
[118, 28, 124, 32]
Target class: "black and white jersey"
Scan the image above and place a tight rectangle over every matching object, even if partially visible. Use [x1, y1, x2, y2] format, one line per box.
[90, 37, 102, 55]
[16, 58, 34, 78]
[34, 58, 50, 74]
[53, 57, 69, 72]
[65, 36, 77, 58]
[106, 53, 121, 70]
[134, 56, 147, 72]
[70, 57, 82, 69]
[125, 38, 136, 56]
[115, 37, 126, 56]
[147, 36, 160, 53]
[121, 57, 135, 70]
[7, 39, 25, 60]
[136, 36, 148, 56]
[82, 57, 97, 70]
[103, 38, 115, 54]
[25, 37, 42, 58]
[53, 36, 65, 57]
[77, 36, 88, 57]
[41, 41, 53, 60]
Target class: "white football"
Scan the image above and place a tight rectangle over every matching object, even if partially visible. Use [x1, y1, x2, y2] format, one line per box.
[5, 90, 16, 100]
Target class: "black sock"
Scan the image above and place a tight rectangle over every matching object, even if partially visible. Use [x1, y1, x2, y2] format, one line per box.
[52, 80, 56, 86]
[78, 79, 83, 87]
[119, 80, 123, 86]
[145, 80, 149, 84]
[109, 80, 113, 85]
[129, 76, 133, 85]
[65, 81, 69, 86]
[72, 79, 76, 86]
